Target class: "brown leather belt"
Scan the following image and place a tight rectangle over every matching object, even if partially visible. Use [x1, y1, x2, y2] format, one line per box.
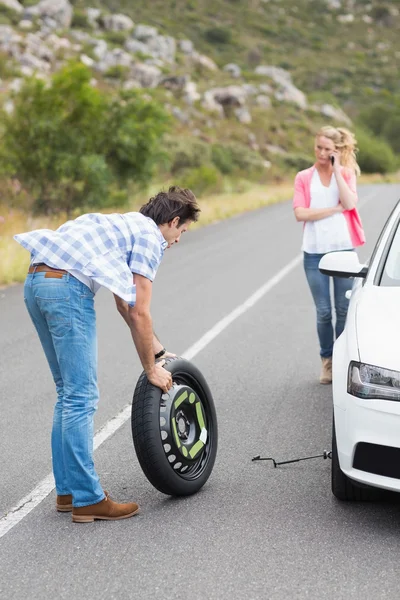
[28, 264, 67, 278]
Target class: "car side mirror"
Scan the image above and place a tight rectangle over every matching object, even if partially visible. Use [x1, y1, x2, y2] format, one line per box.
[319, 251, 368, 278]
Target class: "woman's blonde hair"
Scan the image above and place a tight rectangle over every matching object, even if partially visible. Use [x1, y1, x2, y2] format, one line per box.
[316, 125, 360, 176]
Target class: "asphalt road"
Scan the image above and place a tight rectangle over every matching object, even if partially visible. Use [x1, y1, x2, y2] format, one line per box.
[1, 183, 400, 600]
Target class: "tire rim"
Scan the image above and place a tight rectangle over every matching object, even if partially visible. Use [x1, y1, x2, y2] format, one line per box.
[160, 376, 215, 480]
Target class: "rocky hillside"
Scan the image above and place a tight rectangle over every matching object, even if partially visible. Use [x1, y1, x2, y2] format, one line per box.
[0, 0, 399, 185]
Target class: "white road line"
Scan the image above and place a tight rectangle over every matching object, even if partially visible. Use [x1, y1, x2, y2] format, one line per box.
[0, 253, 303, 539]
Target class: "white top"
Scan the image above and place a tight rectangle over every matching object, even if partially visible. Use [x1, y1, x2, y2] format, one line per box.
[302, 170, 353, 254]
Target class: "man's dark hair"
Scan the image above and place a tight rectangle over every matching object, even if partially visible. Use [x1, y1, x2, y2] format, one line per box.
[139, 186, 200, 225]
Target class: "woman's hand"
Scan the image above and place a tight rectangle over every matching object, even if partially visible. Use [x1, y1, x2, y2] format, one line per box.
[330, 150, 341, 172]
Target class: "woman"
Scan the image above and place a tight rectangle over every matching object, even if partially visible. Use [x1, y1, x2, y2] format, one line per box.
[293, 126, 365, 384]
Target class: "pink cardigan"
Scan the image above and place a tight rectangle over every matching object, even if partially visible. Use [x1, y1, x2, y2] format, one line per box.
[293, 166, 365, 248]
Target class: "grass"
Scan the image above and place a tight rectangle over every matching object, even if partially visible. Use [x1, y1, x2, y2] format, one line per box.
[2, 170, 399, 287]
[0, 181, 293, 286]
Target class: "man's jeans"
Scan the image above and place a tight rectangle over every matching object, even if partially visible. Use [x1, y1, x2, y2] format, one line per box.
[303, 252, 353, 358]
[24, 271, 104, 507]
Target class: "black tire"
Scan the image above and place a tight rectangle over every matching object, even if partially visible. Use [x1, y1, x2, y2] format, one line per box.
[332, 417, 381, 501]
[131, 357, 218, 496]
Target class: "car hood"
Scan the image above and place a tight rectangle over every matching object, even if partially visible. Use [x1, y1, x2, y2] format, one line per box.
[356, 286, 400, 372]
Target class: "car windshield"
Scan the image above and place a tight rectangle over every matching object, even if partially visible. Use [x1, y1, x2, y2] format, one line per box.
[381, 218, 400, 286]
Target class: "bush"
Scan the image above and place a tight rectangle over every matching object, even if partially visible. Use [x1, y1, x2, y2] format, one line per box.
[382, 115, 400, 154]
[168, 138, 212, 174]
[71, 9, 90, 30]
[211, 144, 235, 174]
[180, 164, 222, 197]
[280, 153, 313, 172]
[357, 103, 395, 137]
[204, 27, 232, 45]
[103, 30, 130, 46]
[356, 129, 396, 174]
[104, 65, 130, 80]
[0, 62, 170, 215]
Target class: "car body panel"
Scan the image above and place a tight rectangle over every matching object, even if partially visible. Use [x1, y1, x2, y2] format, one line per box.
[330, 199, 400, 494]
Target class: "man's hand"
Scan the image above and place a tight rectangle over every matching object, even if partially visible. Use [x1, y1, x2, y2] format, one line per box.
[147, 360, 173, 392]
[161, 351, 177, 359]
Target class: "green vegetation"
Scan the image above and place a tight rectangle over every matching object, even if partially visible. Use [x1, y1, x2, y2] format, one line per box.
[0, 62, 170, 215]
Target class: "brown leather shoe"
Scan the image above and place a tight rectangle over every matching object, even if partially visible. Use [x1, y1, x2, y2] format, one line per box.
[72, 494, 139, 523]
[320, 357, 332, 384]
[56, 494, 72, 512]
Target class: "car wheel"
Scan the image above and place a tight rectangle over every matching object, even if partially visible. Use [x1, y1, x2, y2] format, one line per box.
[332, 417, 382, 501]
[131, 357, 218, 496]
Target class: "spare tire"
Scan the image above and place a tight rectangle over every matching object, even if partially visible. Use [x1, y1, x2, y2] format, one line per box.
[131, 357, 218, 496]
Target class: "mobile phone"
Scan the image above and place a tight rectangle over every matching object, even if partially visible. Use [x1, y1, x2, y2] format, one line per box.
[330, 155, 335, 165]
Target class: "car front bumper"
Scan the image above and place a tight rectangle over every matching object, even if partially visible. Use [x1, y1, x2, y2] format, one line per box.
[335, 396, 400, 492]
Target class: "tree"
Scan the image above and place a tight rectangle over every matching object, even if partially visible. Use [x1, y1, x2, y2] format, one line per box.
[0, 62, 170, 215]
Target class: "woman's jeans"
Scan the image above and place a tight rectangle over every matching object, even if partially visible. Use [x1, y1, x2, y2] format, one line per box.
[24, 271, 104, 507]
[303, 252, 353, 358]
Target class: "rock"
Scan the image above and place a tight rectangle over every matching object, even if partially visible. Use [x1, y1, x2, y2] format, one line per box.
[255, 65, 292, 84]
[179, 39, 194, 55]
[92, 39, 108, 60]
[146, 35, 176, 63]
[10, 77, 22, 92]
[362, 15, 373, 24]
[20, 52, 50, 72]
[192, 53, 218, 71]
[256, 94, 272, 108]
[265, 144, 287, 155]
[259, 83, 273, 94]
[207, 85, 247, 107]
[337, 14, 354, 23]
[242, 84, 258, 96]
[183, 81, 200, 105]
[102, 14, 134, 31]
[125, 38, 149, 55]
[95, 48, 132, 72]
[0, 0, 23, 13]
[123, 79, 141, 90]
[3, 99, 14, 114]
[255, 65, 307, 109]
[25, 33, 53, 61]
[144, 57, 164, 68]
[80, 54, 94, 68]
[18, 20, 33, 29]
[133, 24, 158, 41]
[202, 90, 224, 116]
[319, 103, 352, 125]
[223, 63, 241, 78]
[70, 30, 92, 43]
[0, 24, 14, 40]
[171, 106, 189, 123]
[325, 0, 341, 8]
[275, 84, 307, 109]
[24, 0, 73, 29]
[159, 75, 188, 90]
[46, 34, 71, 51]
[130, 63, 161, 88]
[235, 107, 252, 124]
[20, 65, 34, 76]
[86, 8, 101, 28]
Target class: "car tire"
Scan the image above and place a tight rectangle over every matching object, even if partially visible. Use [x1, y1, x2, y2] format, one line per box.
[331, 417, 382, 501]
[131, 357, 218, 496]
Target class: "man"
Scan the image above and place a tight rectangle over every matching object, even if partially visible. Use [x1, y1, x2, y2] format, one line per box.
[14, 186, 200, 523]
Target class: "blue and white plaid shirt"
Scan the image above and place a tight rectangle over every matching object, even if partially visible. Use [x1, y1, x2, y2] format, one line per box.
[14, 212, 168, 305]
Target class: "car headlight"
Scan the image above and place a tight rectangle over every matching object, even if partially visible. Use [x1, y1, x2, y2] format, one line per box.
[348, 361, 400, 401]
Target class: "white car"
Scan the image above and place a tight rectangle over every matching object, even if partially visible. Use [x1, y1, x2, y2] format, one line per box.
[319, 201, 400, 501]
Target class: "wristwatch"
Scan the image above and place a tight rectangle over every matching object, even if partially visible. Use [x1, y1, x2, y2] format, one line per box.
[155, 347, 166, 359]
